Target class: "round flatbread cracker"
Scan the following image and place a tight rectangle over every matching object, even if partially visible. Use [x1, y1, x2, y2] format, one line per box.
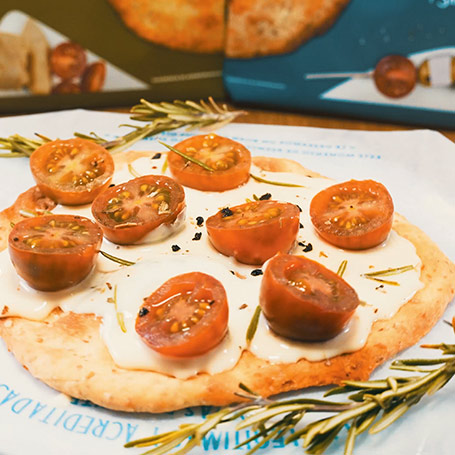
[108, 0, 225, 53]
[0, 155, 454, 413]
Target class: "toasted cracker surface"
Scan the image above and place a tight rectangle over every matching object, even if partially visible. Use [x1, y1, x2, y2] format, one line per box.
[225, 0, 351, 57]
[108, 0, 225, 53]
[0, 156, 454, 412]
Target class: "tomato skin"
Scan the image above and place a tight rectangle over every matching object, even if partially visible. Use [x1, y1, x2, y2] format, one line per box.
[260, 254, 360, 341]
[30, 138, 114, 206]
[310, 180, 394, 250]
[167, 134, 251, 192]
[52, 81, 81, 94]
[8, 215, 103, 292]
[206, 200, 300, 265]
[91, 175, 186, 245]
[135, 272, 229, 358]
[81, 62, 106, 92]
[50, 42, 87, 80]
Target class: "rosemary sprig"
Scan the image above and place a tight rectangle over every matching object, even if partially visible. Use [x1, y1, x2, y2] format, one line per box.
[0, 98, 245, 157]
[126, 337, 455, 455]
[0, 133, 51, 158]
[250, 173, 304, 188]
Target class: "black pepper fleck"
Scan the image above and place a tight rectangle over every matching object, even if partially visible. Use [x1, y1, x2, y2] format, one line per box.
[192, 232, 202, 241]
[251, 269, 263, 276]
[13, 237, 19, 242]
[171, 244, 181, 252]
[152, 152, 162, 160]
[259, 193, 272, 201]
[196, 216, 204, 226]
[138, 307, 149, 317]
[230, 270, 235, 275]
[221, 207, 233, 218]
[109, 183, 115, 187]
[299, 241, 313, 252]
[299, 223, 304, 229]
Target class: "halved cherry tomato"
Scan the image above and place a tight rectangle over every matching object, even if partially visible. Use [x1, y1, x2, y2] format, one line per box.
[8, 215, 102, 292]
[260, 254, 360, 341]
[135, 272, 229, 358]
[206, 200, 300, 265]
[30, 138, 114, 206]
[310, 180, 394, 250]
[167, 134, 251, 191]
[91, 175, 185, 244]
[50, 42, 87, 80]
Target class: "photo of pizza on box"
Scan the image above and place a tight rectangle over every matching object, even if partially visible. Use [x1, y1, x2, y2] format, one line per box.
[0, 105, 454, 454]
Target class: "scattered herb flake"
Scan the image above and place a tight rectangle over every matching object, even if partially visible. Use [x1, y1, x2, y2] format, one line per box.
[337, 260, 348, 278]
[171, 244, 181, 252]
[152, 152, 161, 159]
[192, 232, 202, 241]
[251, 269, 263, 276]
[246, 305, 262, 344]
[196, 216, 204, 226]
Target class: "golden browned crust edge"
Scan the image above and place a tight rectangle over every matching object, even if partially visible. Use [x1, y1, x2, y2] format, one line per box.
[0, 156, 454, 413]
[108, 0, 225, 53]
[225, 0, 351, 58]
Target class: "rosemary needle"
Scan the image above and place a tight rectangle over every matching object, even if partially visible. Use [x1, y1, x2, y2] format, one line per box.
[246, 305, 262, 344]
[250, 173, 305, 188]
[337, 260, 348, 278]
[125, 341, 455, 455]
[0, 98, 245, 158]
[112, 285, 127, 333]
[127, 163, 142, 178]
[159, 141, 214, 171]
[100, 250, 136, 267]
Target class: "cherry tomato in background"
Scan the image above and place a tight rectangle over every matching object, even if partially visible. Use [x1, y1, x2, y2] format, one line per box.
[260, 254, 360, 341]
[8, 215, 103, 292]
[91, 175, 186, 245]
[81, 62, 106, 92]
[167, 134, 251, 192]
[135, 272, 229, 357]
[50, 42, 87, 80]
[206, 200, 300, 265]
[373, 55, 417, 98]
[310, 180, 394, 250]
[30, 138, 114, 206]
[52, 81, 81, 94]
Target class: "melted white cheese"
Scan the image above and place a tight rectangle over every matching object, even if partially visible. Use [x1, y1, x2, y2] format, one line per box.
[0, 153, 423, 379]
